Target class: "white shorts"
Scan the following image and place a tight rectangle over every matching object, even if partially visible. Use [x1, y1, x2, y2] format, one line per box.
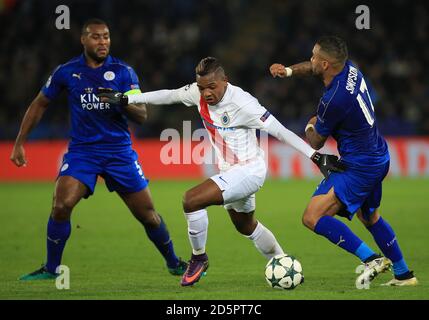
[210, 159, 267, 213]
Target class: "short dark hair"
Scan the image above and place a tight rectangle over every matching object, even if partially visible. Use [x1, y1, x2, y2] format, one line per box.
[195, 57, 224, 77]
[81, 18, 108, 35]
[316, 35, 348, 64]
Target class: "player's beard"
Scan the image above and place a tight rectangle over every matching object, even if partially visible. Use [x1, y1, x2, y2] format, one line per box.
[312, 66, 324, 81]
[86, 49, 108, 63]
[314, 71, 324, 81]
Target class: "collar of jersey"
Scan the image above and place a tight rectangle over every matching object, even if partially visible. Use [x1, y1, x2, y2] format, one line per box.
[78, 54, 113, 68]
[326, 60, 351, 91]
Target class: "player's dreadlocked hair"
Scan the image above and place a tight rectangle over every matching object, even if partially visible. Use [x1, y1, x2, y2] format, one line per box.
[196, 57, 225, 77]
[316, 35, 348, 65]
[81, 18, 108, 35]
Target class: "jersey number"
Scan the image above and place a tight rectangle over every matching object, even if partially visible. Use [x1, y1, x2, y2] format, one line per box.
[356, 78, 375, 126]
[135, 161, 144, 178]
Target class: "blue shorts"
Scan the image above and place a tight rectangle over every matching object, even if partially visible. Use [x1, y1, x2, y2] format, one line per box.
[313, 161, 390, 220]
[58, 149, 149, 198]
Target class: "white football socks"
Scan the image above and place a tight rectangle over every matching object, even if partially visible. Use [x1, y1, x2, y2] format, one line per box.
[246, 221, 284, 259]
[184, 209, 208, 255]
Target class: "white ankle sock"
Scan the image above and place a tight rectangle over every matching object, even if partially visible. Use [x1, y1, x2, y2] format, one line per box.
[246, 221, 284, 259]
[184, 209, 208, 255]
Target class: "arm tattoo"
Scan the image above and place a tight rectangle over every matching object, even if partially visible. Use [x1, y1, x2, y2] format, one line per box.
[290, 61, 313, 76]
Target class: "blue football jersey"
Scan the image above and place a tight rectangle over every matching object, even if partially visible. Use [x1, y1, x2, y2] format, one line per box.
[41, 54, 141, 153]
[315, 60, 389, 168]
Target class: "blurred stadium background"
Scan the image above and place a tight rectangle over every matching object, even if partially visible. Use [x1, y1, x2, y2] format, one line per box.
[0, 0, 428, 300]
[0, 0, 428, 180]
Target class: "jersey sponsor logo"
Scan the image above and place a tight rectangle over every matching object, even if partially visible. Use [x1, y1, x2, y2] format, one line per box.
[80, 93, 111, 110]
[104, 71, 115, 81]
[221, 112, 230, 126]
[72, 73, 82, 80]
[84, 87, 93, 94]
[346, 66, 358, 94]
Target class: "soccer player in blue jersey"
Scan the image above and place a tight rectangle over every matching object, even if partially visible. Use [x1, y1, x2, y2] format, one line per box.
[270, 35, 418, 287]
[10, 18, 187, 280]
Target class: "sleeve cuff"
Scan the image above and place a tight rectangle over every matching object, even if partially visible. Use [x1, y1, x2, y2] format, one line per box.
[124, 89, 142, 96]
[315, 120, 330, 137]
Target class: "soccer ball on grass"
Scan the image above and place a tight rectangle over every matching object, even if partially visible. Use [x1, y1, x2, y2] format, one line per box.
[265, 254, 304, 290]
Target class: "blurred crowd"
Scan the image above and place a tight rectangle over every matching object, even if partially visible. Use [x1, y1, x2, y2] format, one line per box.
[0, 0, 428, 140]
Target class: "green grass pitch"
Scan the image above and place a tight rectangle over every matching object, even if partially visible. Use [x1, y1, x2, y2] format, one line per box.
[0, 178, 428, 300]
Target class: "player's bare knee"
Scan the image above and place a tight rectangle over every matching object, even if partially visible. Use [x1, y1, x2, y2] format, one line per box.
[233, 219, 256, 236]
[357, 209, 379, 227]
[182, 190, 201, 213]
[364, 210, 380, 227]
[142, 213, 160, 228]
[135, 208, 159, 228]
[302, 211, 320, 230]
[301, 214, 312, 229]
[182, 191, 192, 212]
[51, 201, 74, 221]
[356, 210, 369, 226]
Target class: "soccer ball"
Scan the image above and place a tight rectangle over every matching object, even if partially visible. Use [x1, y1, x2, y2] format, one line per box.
[265, 254, 304, 290]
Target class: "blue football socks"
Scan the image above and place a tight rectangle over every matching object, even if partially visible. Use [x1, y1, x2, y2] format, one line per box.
[315, 216, 376, 261]
[355, 242, 378, 262]
[45, 217, 71, 274]
[144, 216, 179, 269]
[367, 216, 409, 276]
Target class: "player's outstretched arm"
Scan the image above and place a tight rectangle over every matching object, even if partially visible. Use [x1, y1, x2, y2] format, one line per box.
[10, 92, 50, 167]
[269, 61, 313, 78]
[264, 115, 316, 159]
[98, 88, 186, 107]
[263, 116, 345, 177]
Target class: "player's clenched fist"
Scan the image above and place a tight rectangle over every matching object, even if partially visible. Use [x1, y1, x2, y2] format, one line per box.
[270, 63, 288, 78]
[10, 144, 27, 167]
[97, 87, 129, 106]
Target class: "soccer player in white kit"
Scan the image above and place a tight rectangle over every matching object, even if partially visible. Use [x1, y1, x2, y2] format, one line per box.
[98, 57, 345, 286]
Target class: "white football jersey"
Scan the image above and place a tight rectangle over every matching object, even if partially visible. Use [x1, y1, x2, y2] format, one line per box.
[128, 81, 315, 170]
[176, 83, 274, 170]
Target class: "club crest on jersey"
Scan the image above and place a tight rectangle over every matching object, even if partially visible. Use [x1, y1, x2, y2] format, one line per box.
[104, 71, 115, 81]
[84, 87, 93, 94]
[221, 112, 230, 126]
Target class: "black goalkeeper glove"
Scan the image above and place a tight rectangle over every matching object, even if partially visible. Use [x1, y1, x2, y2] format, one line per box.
[311, 152, 346, 178]
[97, 88, 129, 106]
